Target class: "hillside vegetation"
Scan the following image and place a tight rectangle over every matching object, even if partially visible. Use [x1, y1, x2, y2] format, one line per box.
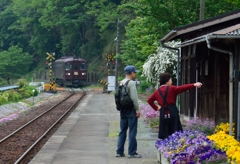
[0, 0, 239, 85]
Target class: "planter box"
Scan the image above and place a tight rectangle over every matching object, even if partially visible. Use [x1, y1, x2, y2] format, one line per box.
[157, 150, 168, 164]
[153, 126, 159, 133]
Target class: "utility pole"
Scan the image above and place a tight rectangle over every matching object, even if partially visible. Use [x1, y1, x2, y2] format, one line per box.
[115, 18, 120, 90]
[199, 0, 205, 21]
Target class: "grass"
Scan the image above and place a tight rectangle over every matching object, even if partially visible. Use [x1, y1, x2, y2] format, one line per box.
[108, 121, 120, 138]
[84, 84, 102, 89]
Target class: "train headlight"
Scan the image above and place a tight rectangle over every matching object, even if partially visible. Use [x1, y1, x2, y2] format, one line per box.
[82, 73, 86, 75]
[67, 73, 71, 75]
[74, 72, 78, 75]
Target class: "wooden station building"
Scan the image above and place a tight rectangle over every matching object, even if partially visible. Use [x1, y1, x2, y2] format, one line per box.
[161, 9, 240, 138]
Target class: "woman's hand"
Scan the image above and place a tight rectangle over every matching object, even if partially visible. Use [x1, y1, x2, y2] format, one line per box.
[157, 106, 161, 111]
[194, 82, 202, 88]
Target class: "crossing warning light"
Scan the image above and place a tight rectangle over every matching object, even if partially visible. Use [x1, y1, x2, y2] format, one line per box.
[45, 62, 49, 69]
[112, 61, 115, 69]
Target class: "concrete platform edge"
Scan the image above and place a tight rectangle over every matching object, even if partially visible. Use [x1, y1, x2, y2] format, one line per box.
[29, 94, 93, 164]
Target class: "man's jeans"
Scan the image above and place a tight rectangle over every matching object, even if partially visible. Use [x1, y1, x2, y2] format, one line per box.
[116, 109, 138, 155]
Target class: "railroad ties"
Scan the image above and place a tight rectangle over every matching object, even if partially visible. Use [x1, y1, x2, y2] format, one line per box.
[0, 91, 86, 164]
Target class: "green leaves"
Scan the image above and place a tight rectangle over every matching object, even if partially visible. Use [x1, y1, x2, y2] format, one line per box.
[119, 0, 240, 76]
[0, 46, 32, 84]
[0, 0, 239, 83]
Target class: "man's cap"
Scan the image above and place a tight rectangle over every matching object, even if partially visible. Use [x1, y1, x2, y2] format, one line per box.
[124, 65, 139, 73]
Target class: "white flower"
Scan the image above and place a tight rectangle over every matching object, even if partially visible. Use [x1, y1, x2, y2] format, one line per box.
[142, 41, 180, 87]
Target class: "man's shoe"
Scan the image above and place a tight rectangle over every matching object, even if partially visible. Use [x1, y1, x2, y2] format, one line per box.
[128, 153, 142, 158]
[116, 153, 125, 157]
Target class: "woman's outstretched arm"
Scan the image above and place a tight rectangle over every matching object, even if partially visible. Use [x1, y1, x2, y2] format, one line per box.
[173, 82, 202, 95]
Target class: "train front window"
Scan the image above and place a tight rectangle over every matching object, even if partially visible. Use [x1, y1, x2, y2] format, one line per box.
[73, 64, 78, 70]
[65, 63, 72, 71]
[80, 63, 86, 70]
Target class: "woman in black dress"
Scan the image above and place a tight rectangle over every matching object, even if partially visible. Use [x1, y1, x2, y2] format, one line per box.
[148, 73, 202, 139]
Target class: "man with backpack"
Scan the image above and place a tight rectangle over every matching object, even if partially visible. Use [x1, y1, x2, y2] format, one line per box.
[115, 65, 142, 158]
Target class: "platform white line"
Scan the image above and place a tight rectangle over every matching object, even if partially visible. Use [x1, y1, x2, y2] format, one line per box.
[79, 113, 119, 116]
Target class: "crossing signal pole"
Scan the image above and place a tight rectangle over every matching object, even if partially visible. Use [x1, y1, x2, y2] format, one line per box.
[105, 53, 115, 75]
[46, 52, 55, 90]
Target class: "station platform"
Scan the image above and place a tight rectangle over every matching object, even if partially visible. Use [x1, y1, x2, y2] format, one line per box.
[29, 93, 158, 164]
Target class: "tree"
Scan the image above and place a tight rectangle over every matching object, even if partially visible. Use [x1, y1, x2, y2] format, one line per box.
[142, 41, 179, 86]
[0, 0, 26, 51]
[119, 0, 240, 74]
[0, 46, 32, 84]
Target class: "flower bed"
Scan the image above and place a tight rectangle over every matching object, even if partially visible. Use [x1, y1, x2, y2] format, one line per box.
[155, 121, 240, 164]
[215, 122, 235, 135]
[155, 130, 227, 163]
[186, 117, 215, 135]
[208, 131, 240, 163]
[140, 104, 159, 128]
[140, 105, 240, 163]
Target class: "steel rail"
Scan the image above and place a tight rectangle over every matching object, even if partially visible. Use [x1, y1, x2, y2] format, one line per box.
[14, 91, 86, 164]
[0, 92, 74, 144]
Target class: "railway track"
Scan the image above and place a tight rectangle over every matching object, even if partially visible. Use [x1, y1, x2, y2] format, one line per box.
[0, 91, 86, 164]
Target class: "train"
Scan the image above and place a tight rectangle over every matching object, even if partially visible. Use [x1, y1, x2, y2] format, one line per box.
[54, 56, 87, 87]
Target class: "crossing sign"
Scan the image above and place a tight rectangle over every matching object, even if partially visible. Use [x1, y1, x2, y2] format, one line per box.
[46, 52, 55, 90]
[46, 52, 55, 60]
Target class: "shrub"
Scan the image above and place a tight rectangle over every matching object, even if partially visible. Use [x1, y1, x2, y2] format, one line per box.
[118, 76, 124, 81]
[7, 90, 21, 102]
[139, 80, 151, 93]
[142, 41, 179, 86]
[19, 88, 32, 98]
[18, 79, 28, 89]
[18, 84, 39, 98]
[25, 86, 39, 96]
[0, 94, 8, 105]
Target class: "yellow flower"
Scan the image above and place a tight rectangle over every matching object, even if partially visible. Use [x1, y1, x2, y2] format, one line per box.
[215, 122, 235, 135]
[208, 131, 240, 163]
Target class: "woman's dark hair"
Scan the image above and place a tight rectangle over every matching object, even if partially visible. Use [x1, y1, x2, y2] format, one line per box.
[159, 73, 172, 85]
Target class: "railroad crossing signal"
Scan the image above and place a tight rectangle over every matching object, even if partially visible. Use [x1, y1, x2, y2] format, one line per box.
[105, 53, 115, 74]
[46, 52, 56, 90]
[105, 53, 114, 62]
[112, 61, 115, 69]
[46, 52, 55, 60]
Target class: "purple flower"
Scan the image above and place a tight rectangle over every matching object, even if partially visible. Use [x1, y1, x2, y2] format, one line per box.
[140, 104, 159, 119]
[155, 130, 227, 163]
[186, 117, 215, 135]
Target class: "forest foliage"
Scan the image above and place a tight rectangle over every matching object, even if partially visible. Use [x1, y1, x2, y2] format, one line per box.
[0, 0, 239, 84]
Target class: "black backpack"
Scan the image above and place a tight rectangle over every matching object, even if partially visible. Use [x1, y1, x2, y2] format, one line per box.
[115, 80, 134, 111]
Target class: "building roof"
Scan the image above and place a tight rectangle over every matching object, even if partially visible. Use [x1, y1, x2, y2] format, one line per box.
[178, 23, 240, 47]
[161, 9, 240, 42]
[214, 23, 240, 35]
